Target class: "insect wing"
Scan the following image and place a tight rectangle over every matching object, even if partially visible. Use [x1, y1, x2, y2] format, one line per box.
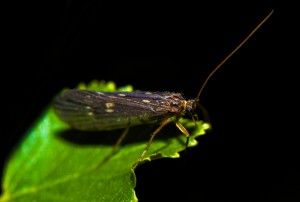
[53, 90, 177, 131]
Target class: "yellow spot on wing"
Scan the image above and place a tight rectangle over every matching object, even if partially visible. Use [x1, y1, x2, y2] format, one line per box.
[105, 102, 115, 108]
[105, 109, 114, 113]
[142, 99, 151, 103]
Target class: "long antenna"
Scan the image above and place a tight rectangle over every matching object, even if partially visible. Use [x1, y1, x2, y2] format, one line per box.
[196, 10, 273, 101]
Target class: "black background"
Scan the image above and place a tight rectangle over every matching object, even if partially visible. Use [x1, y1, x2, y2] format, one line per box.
[2, 0, 299, 201]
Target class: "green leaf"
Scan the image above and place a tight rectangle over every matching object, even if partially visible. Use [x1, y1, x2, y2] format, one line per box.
[0, 81, 210, 202]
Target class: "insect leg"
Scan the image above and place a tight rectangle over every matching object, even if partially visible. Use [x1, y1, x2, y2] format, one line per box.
[95, 127, 130, 169]
[175, 122, 191, 148]
[134, 118, 173, 168]
[112, 126, 130, 153]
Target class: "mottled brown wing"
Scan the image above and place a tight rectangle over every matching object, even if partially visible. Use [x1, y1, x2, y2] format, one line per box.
[53, 90, 182, 131]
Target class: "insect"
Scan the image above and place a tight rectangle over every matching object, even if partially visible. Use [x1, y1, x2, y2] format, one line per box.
[53, 10, 273, 164]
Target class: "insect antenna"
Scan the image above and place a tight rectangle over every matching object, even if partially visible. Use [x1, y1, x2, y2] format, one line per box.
[195, 10, 273, 105]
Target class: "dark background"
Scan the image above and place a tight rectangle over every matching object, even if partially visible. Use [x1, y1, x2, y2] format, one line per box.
[2, 0, 299, 201]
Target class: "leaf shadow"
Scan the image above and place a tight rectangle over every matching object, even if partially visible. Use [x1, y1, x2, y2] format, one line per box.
[57, 123, 185, 147]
